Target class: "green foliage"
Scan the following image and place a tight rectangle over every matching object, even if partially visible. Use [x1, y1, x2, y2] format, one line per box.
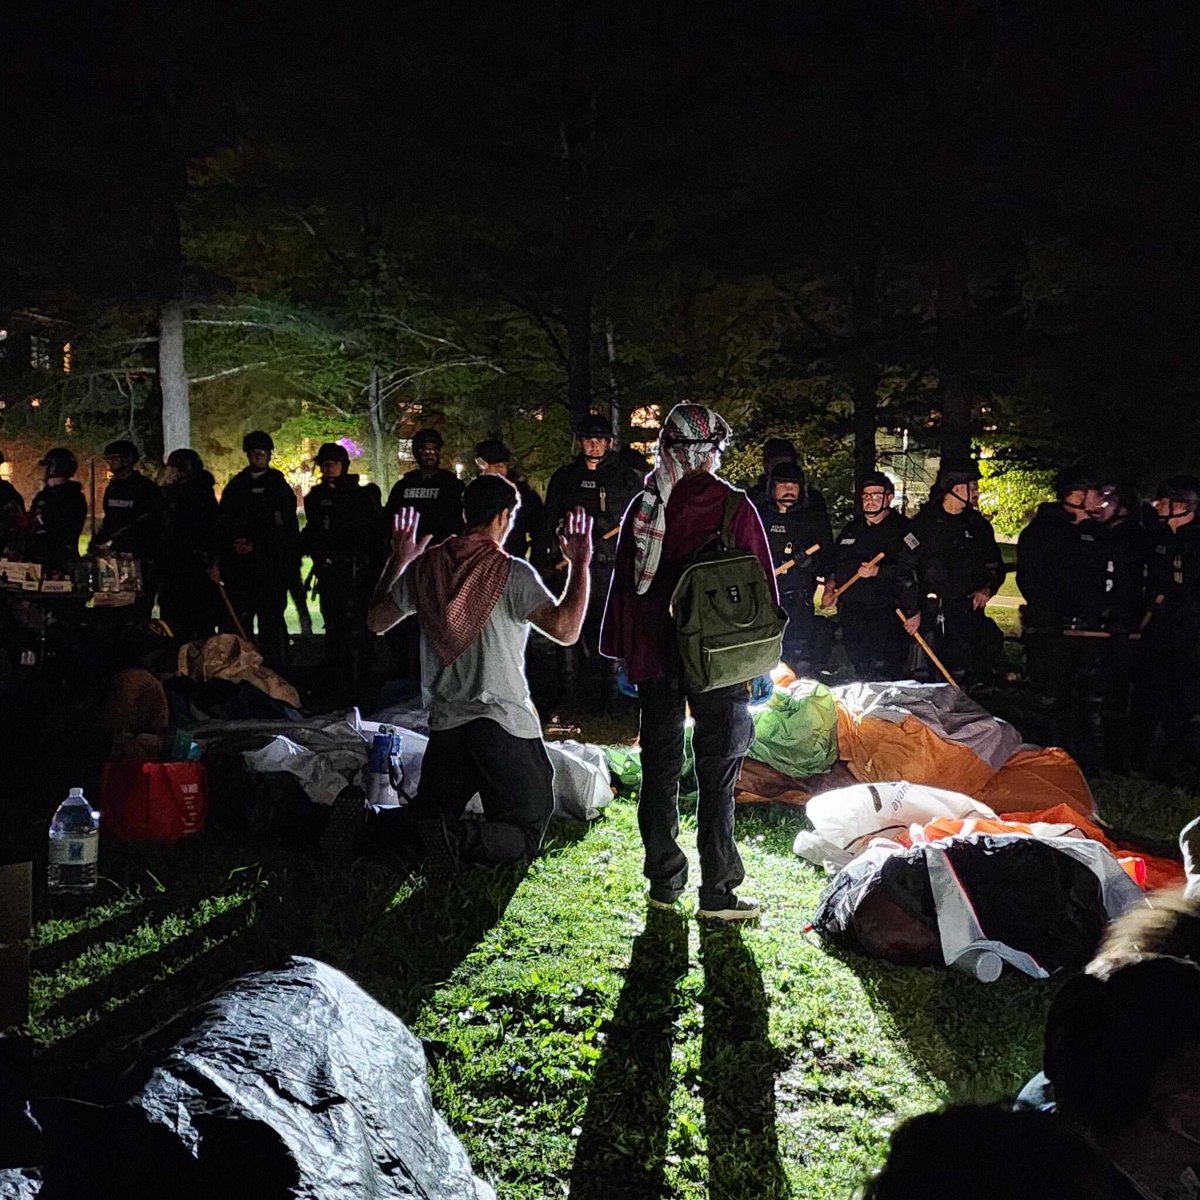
[979, 460, 1054, 540]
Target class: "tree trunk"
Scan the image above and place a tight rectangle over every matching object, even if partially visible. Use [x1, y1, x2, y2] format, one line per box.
[604, 314, 620, 445]
[368, 364, 388, 493]
[159, 296, 190, 453]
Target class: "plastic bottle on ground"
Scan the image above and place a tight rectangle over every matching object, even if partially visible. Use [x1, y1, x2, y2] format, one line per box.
[48, 787, 100, 894]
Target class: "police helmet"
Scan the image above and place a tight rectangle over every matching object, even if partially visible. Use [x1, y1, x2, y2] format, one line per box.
[474, 438, 511, 465]
[576, 414, 613, 440]
[411, 428, 444, 450]
[1156, 474, 1200, 513]
[40, 447, 78, 479]
[858, 470, 895, 495]
[243, 430, 274, 453]
[166, 448, 203, 477]
[316, 441, 350, 467]
[936, 459, 981, 491]
[103, 439, 139, 465]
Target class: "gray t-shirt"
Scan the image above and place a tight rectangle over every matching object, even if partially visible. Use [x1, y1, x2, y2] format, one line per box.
[390, 557, 556, 739]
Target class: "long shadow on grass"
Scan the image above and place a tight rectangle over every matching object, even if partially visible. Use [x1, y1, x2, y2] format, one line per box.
[568, 907, 689, 1200]
[698, 923, 790, 1200]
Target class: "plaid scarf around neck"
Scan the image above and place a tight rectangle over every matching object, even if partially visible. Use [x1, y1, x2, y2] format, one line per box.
[411, 533, 512, 667]
[631, 403, 732, 595]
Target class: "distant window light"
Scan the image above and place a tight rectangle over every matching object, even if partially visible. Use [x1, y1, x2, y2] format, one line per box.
[64, 416, 75, 433]
[30, 396, 41, 408]
[0, 328, 7, 340]
[0, 461, 10, 480]
[396, 438, 413, 460]
[30, 336, 51, 371]
[531, 409, 545, 422]
[630, 404, 661, 429]
[62, 342, 72, 374]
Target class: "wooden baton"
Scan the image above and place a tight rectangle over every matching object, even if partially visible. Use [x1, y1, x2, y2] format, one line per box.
[895, 607, 959, 689]
[215, 578, 252, 643]
[831, 551, 886, 603]
[774, 543, 821, 577]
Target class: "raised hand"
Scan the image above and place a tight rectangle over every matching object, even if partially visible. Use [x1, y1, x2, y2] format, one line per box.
[559, 507, 594, 570]
[390, 508, 432, 568]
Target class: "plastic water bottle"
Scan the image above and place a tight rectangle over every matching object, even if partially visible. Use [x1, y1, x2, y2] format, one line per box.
[47, 788, 99, 894]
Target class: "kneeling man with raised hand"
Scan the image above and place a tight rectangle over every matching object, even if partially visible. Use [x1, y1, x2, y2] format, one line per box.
[367, 474, 591, 873]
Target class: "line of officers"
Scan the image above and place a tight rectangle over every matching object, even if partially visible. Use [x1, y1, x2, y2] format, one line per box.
[0, 419, 649, 692]
[751, 438, 1006, 683]
[0, 425, 1010, 698]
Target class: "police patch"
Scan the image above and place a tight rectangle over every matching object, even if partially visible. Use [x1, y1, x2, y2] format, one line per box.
[903, 532, 919, 550]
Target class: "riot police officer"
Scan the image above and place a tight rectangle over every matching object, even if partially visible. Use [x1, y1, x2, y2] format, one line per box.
[754, 461, 832, 673]
[1016, 466, 1098, 688]
[93, 439, 163, 613]
[26, 448, 88, 571]
[540, 413, 643, 704]
[157, 448, 220, 644]
[474, 438, 543, 560]
[93, 440, 163, 555]
[823, 472, 921, 679]
[909, 460, 1006, 682]
[302, 442, 382, 677]
[383, 428, 464, 546]
[1135, 476, 1200, 777]
[215, 430, 300, 667]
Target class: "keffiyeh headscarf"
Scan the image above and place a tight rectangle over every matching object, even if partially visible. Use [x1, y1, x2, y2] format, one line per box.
[631, 403, 732, 594]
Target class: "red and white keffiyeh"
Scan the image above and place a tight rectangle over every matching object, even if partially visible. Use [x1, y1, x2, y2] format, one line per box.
[411, 532, 512, 667]
[631, 403, 732, 595]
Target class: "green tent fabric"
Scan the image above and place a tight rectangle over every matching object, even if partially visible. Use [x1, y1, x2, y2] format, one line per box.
[747, 681, 839, 779]
[604, 681, 838, 798]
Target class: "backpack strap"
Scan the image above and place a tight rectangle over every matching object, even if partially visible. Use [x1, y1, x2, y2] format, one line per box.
[718, 488, 743, 551]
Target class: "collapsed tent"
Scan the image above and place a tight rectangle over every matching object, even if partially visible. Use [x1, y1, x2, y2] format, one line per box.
[833, 681, 1095, 818]
[813, 833, 1143, 979]
[55, 957, 495, 1200]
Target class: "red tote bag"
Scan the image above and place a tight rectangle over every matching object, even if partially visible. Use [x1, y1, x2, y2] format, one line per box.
[99, 761, 208, 843]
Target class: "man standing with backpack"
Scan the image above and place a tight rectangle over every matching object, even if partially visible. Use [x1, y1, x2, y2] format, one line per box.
[601, 403, 780, 921]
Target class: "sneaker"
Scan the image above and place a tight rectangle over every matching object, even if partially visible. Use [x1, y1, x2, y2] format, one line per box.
[697, 896, 761, 922]
[319, 785, 367, 859]
[416, 817, 461, 882]
[647, 894, 680, 912]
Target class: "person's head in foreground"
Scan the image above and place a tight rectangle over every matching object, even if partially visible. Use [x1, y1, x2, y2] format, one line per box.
[861, 1104, 1141, 1199]
[1045, 956, 1200, 1198]
[654, 402, 731, 479]
[463, 473, 520, 542]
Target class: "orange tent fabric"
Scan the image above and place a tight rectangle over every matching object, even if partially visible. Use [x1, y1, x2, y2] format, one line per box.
[835, 707, 998, 797]
[977, 747, 1094, 820]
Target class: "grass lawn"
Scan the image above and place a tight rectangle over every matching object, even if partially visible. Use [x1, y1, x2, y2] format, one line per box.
[25, 738, 1196, 1199]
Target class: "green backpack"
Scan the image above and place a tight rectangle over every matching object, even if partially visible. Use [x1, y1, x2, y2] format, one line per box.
[670, 489, 788, 692]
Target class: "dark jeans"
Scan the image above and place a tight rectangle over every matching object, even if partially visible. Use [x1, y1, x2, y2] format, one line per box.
[638, 670, 755, 909]
[394, 719, 556, 866]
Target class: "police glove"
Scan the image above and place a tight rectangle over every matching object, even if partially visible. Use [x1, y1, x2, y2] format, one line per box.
[750, 674, 774, 704]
